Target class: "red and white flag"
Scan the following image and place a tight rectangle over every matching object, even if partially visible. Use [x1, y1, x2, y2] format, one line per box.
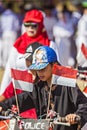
[52, 64, 87, 95]
[52, 64, 77, 87]
[77, 43, 87, 66]
[11, 69, 33, 92]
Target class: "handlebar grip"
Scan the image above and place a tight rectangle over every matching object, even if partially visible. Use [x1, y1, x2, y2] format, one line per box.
[59, 115, 81, 123]
[78, 66, 87, 70]
[0, 109, 11, 116]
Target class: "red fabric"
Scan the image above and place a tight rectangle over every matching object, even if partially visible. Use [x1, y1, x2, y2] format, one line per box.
[11, 69, 33, 92]
[11, 69, 33, 83]
[14, 32, 50, 54]
[52, 64, 77, 78]
[84, 86, 87, 93]
[23, 9, 43, 23]
[3, 84, 37, 119]
[2, 82, 23, 99]
[81, 43, 87, 59]
[0, 120, 10, 130]
[20, 108, 37, 119]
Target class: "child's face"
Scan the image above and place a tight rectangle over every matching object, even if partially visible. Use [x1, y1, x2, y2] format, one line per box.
[36, 64, 53, 82]
[24, 22, 39, 37]
[26, 59, 32, 68]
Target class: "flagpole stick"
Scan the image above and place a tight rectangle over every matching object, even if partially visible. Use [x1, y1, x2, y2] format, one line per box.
[12, 78, 20, 115]
[46, 81, 53, 119]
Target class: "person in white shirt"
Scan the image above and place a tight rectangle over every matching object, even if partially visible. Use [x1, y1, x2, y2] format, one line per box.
[75, 2, 87, 52]
[76, 2, 87, 68]
[43, 5, 57, 40]
[0, 2, 20, 68]
[53, 10, 75, 66]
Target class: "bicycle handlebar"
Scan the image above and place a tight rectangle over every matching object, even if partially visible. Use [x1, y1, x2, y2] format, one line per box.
[0, 109, 81, 125]
[57, 115, 81, 123]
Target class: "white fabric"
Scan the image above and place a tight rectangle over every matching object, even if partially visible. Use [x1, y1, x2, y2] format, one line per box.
[76, 14, 87, 53]
[52, 74, 76, 87]
[44, 16, 57, 40]
[2, 31, 17, 67]
[0, 39, 2, 67]
[0, 47, 27, 95]
[0, 9, 19, 32]
[53, 20, 74, 66]
[50, 40, 59, 62]
[82, 123, 87, 130]
[0, 9, 20, 67]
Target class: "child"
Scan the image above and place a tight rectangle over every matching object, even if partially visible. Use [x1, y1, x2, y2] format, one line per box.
[28, 46, 87, 130]
[0, 46, 87, 130]
[0, 42, 41, 102]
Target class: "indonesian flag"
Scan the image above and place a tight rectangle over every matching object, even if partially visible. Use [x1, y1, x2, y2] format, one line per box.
[77, 43, 87, 66]
[52, 64, 87, 95]
[52, 64, 77, 87]
[11, 69, 37, 119]
[11, 69, 33, 92]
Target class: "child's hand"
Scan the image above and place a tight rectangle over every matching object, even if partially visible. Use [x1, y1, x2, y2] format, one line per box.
[11, 105, 18, 114]
[65, 114, 80, 124]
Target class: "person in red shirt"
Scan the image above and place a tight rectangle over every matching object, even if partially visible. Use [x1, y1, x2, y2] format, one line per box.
[0, 42, 41, 102]
[0, 9, 59, 95]
[0, 42, 41, 119]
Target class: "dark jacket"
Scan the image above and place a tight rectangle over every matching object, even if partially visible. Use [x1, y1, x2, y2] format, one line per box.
[53, 85, 87, 130]
[0, 81, 87, 130]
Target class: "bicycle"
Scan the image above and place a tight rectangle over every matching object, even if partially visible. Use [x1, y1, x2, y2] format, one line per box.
[0, 109, 81, 130]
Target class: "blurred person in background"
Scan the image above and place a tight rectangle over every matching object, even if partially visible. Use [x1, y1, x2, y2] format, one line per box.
[71, 2, 83, 32]
[53, 9, 75, 67]
[0, 20, 2, 68]
[69, 2, 83, 67]
[0, 2, 20, 68]
[21, 3, 42, 35]
[0, 0, 4, 68]
[43, 4, 57, 40]
[0, 9, 59, 96]
[16, 4, 25, 37]
[75, 1, 87, 67]
[75, 1, 87, 53]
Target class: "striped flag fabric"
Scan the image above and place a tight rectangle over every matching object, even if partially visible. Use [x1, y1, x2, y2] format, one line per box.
[52, 64, 87, 96]
[11, 69, 34, 92]
[52, 64, 77, 87]
[77, 43, 87, 66]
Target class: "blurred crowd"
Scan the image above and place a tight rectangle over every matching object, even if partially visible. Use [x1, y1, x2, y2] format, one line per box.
[0, 2, 87, 129]
[0, 1, 87, 69]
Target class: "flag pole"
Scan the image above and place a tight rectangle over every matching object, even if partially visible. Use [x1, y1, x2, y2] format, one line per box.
[46, 81, 53, 119]
[12, 78, 20, 115]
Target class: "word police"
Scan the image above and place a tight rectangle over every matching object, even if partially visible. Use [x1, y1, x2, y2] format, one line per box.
[19, 119, 49, 130]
